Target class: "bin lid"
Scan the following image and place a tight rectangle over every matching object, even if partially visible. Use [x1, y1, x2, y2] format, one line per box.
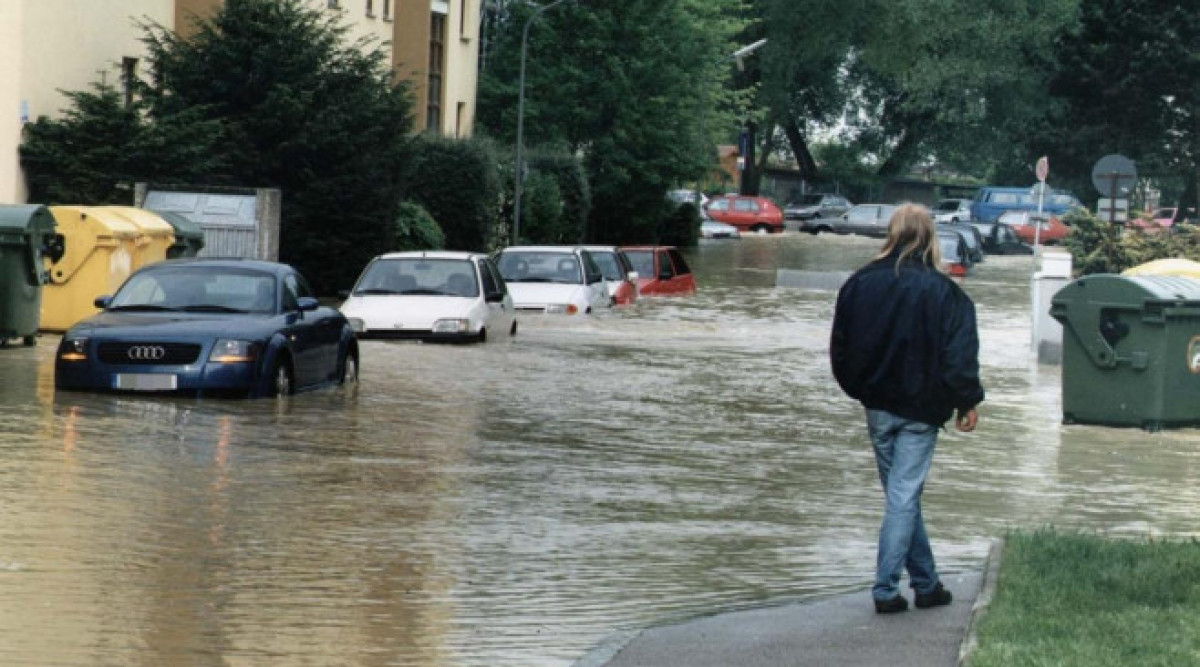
[152, 210, 205, 239]
[1122, 258, 1200, 280]
[1053, 273, 1200, 308]
[102, 206, 176, 238]
[0, 205, 56, 238]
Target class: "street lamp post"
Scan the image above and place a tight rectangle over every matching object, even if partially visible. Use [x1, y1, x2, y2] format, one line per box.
[695, 39, 767, 207]
[513, 0, 569, 245]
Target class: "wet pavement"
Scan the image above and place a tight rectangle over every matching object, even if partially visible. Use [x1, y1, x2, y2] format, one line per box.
[0, 232, 1197, 665]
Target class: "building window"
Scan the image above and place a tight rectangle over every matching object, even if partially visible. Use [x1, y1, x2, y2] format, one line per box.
[365, 0, 374, 17]
[383, 0, 391, 20]
[327, 0, 340, 9]
[427, 12, 446, 132]
[459, 0, 468, 39]
[456, 102, 466, 138]
[121, 57, 139, 109]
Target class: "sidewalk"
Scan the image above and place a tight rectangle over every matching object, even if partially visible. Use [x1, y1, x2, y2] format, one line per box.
[578, 568, 992, 667]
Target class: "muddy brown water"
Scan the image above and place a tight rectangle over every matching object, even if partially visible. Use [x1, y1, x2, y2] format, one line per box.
[0, 233, 1197, 665]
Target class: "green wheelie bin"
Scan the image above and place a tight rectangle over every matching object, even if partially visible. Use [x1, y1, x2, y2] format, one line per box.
[153, 211, 206, 258]
[1051, 273, 1200, 430]
[0, 205, 58, 346]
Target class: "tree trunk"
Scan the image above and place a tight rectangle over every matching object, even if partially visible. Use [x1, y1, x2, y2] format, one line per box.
[739, 120, 757, 195]
[783, 118, 819, 180]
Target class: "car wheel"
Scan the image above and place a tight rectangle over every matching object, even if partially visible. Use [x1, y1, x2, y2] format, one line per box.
[751, 224, 770, 234]
[478, 328, 487, 343]
[339, 349, 359, 385]
[269, 357, 294, 397]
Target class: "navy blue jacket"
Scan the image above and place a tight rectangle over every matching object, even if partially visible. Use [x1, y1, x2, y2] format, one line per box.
[830, 254, 984, 426]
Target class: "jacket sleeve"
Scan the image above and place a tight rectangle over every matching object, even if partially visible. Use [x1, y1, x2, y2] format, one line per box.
[940, 290, 985, 411]
[830, 282, 856, 398]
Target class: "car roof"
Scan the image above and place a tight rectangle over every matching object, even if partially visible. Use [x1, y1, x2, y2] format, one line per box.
[619, 245, 676, 251]
[580, 245, 619, 252]
[376, 250, 484, 261]
[146, 257, 292, 276]
[500, 245, 586, 253]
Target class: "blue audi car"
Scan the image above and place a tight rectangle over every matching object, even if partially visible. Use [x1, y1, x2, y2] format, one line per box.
[55, 259, 359, 398]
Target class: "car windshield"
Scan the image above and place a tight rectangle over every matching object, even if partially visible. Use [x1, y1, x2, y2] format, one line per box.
[354, 258, 478, 297]
[497, 252, 583, 284]
[589, 251, 625, 281]
[109, 265, 277, 314]
[936, 200, 962, 212]
[623, 250, 655, 278]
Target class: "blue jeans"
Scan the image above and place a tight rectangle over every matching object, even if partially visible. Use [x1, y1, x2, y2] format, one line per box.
[866, 409, 941, 601]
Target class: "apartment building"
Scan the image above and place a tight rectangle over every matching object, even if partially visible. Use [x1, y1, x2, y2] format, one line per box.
[0, 0, 480, 203]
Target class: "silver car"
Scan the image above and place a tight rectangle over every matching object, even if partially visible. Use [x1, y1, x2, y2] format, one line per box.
[785, 193, 853, 220]
[802, 204, 897, 238]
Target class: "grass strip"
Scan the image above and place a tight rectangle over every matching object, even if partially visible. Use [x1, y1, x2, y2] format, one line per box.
[969, 528, 1200, 666]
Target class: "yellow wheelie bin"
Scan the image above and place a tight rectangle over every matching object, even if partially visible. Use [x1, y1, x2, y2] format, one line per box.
[40, 206, 140, 332]
[102, 206, 176, 271]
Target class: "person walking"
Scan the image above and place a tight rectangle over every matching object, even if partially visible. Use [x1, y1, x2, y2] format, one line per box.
[829, 203, 985, 614]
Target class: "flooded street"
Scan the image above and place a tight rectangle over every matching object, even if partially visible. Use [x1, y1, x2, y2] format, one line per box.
[3, 232, 1200, 665]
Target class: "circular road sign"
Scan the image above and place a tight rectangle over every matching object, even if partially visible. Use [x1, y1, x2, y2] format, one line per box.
[1091, 154, 1136, 197]
[1035, 156, 1048, 182]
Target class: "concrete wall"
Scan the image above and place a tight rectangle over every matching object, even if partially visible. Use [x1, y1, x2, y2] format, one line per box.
[0, 1, 24, 203]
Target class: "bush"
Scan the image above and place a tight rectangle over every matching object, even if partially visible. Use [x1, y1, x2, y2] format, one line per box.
[507, 147, 591, 245]
[1064, 209, 1200, 275]
[393, 201, 445, 251]
[659, 202, 700, 247]
[404, 135, 502, 251]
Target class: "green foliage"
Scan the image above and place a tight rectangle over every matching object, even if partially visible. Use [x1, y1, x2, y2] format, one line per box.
[393, 201, 445, 251]
[19, 84, 223, 205]
[660, 202, 700, 248]
[403, 134, 502, 252]
[139, 0, 415, 293]
[1063, 209, 1200, 276]
[520, 148, 590, 244]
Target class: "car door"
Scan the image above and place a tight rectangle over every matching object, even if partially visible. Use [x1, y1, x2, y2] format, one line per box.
[281, 272, 337, 386]
[665, 248, 696, 293]
[842, 205, 877, 236]
[731, 198, 759, 228]
[478, 257, 514, 334]
[579, 251, 610, 309]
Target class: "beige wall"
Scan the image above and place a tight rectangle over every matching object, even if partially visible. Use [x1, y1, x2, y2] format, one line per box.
[442, 0, 479, 138]
[0, 1, 24, 203]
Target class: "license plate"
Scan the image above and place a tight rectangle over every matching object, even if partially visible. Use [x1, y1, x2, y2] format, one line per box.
[113, 374, 178, 391]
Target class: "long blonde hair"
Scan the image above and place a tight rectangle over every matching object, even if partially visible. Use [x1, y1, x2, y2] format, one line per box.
[874, 203, 942, 272]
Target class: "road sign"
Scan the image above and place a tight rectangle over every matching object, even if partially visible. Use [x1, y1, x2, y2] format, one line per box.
[1035, 156, 1048, 182]
[1091, 154, 1136, 197]
[1098, 197, 1129, 222]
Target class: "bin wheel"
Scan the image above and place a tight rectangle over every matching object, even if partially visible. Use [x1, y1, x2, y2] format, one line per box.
[22, 335, 35, 347]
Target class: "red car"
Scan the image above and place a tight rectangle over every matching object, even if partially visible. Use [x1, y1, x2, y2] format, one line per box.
[704, 195, 785, 234]
[619, 246, 696, 296]
[998, 210, 1070, 245]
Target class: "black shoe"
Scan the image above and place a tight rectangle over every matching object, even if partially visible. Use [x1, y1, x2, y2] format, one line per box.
[874, 595, 908, 613]
[915, 583, 953, 609]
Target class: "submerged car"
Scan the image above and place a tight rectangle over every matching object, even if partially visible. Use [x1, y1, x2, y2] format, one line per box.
[784, 193, 853, 220]
[982, 222, 1033, 255]
[704, 195, 785, 234]
[582, 245, 639, 306]
[932, 198, 973, 223]
[495, 246, 611, 315]
[339, 251, 517, 342]
[700, 218, 741, 239]
[803, 204, 898, 237]
[937, 221, 984, 264]
[999, 210, 1070, 245]
[938, 230, 972, 278]
[619, 246, 696, 296]
[55, 259, 358, 398]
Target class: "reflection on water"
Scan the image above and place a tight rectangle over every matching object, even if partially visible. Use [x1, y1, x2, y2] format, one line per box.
[0, 234, 1197, 665]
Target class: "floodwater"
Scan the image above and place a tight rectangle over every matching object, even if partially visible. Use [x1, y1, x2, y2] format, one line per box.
[3, 233, 1200, 665]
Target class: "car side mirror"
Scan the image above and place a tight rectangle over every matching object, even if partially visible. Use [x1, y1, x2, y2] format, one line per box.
[485, 290, 504, 303]
[94, 295, 113, 309]
[296, 296, 320, 312]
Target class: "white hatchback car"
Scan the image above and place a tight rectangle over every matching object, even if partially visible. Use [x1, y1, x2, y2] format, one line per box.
[495, 246, 611, 316]
[339, 251, 516, 342]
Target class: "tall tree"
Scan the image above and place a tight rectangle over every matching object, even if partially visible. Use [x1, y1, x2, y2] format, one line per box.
[140, 0, 415, 292]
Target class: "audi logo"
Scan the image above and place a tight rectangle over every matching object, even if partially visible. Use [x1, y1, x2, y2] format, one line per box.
[127, 345, 167, 361]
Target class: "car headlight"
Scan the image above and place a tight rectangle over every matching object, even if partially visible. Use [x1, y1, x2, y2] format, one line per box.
[58, 337, 88, 361]
[347, 317, 364, 333]
[432, 318, 470, 334]
[545, 304, 580, 315]
[208, 339, 259, 363]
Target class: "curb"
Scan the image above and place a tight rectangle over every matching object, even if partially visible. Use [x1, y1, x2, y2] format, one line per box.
[958, 537, 1004, 666]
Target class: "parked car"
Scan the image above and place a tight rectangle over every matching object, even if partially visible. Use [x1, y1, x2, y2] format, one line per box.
[802, 204, 898, 238]
[582, 245, 639, 306]
[982, 222, 1033, 255]
[1128, 207, 1179, 231]
[700, 218, 741, 239]
[55, 258, 358, 398]
[932, 198, 973, 223]
[704, 195, 785, 234]
[338, 251, 516, 343]
[970, 186, 1083, 223]
[494, 246, 611, 315]
[938, 230, 971, 277]
[998, 210, 1071, 245]
[937, 221, 984, 264]
[668, 188, 708, 208]
[619, 246, 696, 296]
[784, 193, 853, 220]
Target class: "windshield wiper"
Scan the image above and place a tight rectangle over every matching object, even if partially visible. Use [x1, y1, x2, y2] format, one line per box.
[107, 304, 180, 312]
[179, 305, 248, 313]
[509, 277, 553, 283]
[355, 288, 402, 295]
